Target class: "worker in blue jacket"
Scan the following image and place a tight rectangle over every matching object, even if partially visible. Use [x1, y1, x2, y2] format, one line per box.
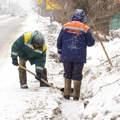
[57, 9, 95, 101]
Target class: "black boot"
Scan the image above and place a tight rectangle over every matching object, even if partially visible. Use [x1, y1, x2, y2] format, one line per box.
[40, 81, 50, 87]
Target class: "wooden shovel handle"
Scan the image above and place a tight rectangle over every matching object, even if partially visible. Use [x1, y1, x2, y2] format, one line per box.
[90, 18, 113, 67]
[19, 64, 57, 89]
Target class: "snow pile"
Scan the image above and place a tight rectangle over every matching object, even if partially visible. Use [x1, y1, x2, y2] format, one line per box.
[109, 29, 120, 38]
[93, 31, 112, 42]
[79, 39, 120, 119]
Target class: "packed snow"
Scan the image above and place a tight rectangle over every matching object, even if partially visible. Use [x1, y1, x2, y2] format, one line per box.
[0, 14, 120, 120]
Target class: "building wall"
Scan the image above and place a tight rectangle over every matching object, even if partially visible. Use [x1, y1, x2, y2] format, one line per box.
[109, 12, 120, 30]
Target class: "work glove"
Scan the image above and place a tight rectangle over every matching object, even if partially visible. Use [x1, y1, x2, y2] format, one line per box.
[12, 58, 18, 66]
[58, 54, 61, 62]
[35, 72, 42, 81]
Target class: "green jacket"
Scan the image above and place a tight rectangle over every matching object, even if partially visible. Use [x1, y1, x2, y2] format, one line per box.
[11, 30, 47, 73]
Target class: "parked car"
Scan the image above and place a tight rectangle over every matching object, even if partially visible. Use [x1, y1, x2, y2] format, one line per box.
[19, 12, 25, 18]
[10, 12, 17, 17]
[24, 11, 28, 16]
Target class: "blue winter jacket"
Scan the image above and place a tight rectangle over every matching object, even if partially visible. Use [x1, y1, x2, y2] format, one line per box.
[57, 16, 95, 63]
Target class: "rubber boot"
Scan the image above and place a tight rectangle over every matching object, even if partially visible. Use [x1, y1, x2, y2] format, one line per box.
[19, 70, 28, 89]
[40, 68, 51, 87]
[19, 58, 28, 89]
[63, 78, 71, 100]
[73, 80, 81, 101]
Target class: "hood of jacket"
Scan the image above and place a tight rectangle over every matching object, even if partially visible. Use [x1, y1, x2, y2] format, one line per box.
[25, 30, 45, 45]
[71, 9, 86, 22]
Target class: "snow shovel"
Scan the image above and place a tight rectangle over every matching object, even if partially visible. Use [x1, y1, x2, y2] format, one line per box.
[19, 64, 57, 89]
[59, 87, 74, 96]
[19, 64, 74, 95]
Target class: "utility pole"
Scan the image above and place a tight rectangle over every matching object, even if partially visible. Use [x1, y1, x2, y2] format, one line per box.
[37, 0, 42, 22]
[50, 1, 52, 23]
[38, 6, 40, 22]
[9, 0, 10, 13]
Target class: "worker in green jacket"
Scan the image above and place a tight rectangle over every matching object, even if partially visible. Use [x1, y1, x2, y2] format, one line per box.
[11, 30, 49, 89]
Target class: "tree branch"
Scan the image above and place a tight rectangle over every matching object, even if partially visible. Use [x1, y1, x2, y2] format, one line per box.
[93, 78, 120, 97]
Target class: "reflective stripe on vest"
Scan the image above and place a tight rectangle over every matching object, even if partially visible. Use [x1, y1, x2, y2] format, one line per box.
[36, 66, 44, 71]
[63, 21, 89, 33]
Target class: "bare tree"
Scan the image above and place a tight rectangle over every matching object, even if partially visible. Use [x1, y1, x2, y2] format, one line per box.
[51, 0, 120, 35]
[32, 0, 120, 35]
[71, 0, 120, 34]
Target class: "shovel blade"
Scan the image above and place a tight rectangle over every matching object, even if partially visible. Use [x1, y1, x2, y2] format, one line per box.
[60, 87, 74, 93]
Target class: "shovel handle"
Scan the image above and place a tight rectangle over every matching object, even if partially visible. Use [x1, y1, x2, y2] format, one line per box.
[19, 64, 57, 89]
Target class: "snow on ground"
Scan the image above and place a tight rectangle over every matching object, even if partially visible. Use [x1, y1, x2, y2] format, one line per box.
[0, 15, 10, 18]
[0, 14, 120, 120]
[0, 14, 12, 21]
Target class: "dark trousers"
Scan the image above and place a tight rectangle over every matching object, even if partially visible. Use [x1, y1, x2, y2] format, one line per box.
[63, 61, 84, 81]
